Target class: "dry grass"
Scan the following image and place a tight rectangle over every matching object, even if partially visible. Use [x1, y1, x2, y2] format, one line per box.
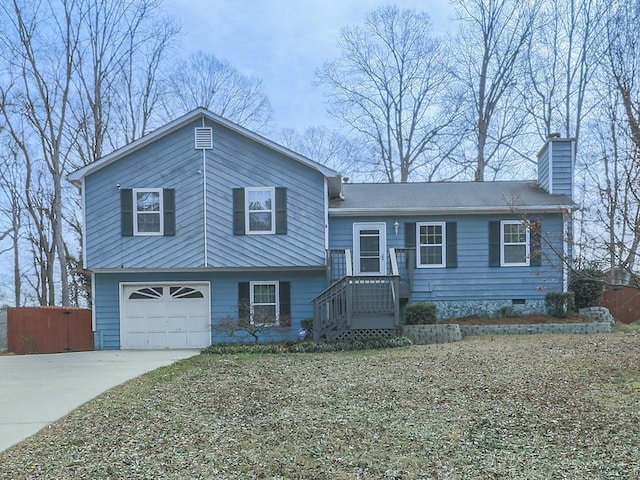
[1, 332, 639, 479]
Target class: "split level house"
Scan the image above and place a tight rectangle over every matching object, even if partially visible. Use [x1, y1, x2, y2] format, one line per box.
[69, 108, 576, 349]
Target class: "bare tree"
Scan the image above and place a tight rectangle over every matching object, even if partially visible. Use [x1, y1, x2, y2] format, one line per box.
[578, 0, 640, 275]
[71, 0, 179, 167]
[584, 90, 640, 273]
[278, 126, 371, 180]
[318, 6, 457, 183]
[525, 0, 605, 143]
[163, 51, 273, 132]
[0, 0, 84, 305]
[607, 0, 640, 155]
[0, 150, 24, 306]
[452, 0, 537, 181]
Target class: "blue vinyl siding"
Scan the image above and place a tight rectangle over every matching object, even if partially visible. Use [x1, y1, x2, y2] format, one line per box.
[85, 124, 205, 269]
[93, 270, 325, 349]
[84, 118, 327, 269]
[550, 139, 573, 198]
[329, 213, 565, 303]
[537, 145, 550, 193]
[537, 138, 574, 198]
[202, 119, 326, 267]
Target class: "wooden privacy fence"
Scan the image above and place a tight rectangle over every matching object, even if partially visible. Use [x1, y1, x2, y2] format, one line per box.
[7, 307, 93, 354]
[601, 286, 640, 324]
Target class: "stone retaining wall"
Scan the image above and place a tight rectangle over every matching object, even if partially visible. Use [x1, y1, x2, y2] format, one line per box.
[458, 322, 611, 336]
[579, 306, 616, 324]
[401, 321, 612, 344]
[402, 324, 462, 344]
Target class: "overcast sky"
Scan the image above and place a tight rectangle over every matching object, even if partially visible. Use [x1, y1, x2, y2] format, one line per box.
[162, 0, 454, 132]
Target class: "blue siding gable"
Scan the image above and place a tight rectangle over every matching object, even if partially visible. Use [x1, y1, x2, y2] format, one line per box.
[84, 118, 327, 269]
[202, 118, 327, 268]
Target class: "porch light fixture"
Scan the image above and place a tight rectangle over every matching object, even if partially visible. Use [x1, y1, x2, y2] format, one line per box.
[394, 220, 400, 236]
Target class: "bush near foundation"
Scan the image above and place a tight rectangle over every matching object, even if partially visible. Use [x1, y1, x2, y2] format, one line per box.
[404, 302, 437, 325]
[569, 268, 604, 309]
[545, 292, 576, 318]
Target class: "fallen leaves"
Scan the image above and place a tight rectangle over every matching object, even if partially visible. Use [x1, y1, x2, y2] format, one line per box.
[1, 333, 639, 479]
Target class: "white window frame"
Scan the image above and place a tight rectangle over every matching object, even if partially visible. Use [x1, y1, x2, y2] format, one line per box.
[245, 187, 275, 235]
[133, 188, 163, 236]
[249, 281, 280, 326]
[417, 222, 446, 268]
[500, 220, 530, 267]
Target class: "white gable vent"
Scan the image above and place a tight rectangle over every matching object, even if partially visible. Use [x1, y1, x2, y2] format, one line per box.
[194, 127, 213, 149]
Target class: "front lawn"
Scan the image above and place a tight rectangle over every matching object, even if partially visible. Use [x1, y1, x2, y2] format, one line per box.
[1, 333, 639, 479]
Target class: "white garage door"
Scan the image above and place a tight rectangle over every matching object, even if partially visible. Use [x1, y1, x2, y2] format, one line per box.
[120, 283, 211, 349]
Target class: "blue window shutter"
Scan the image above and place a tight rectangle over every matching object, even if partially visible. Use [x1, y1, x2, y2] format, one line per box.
[446, 222, 457, 268]
[238, 282, 250, 321]
[279, 281, 291, 326]
[489, 221, 501, 267]
[275, 187, 287, 234]
[232, 188, 245, 235]
[530, 219, 542, 267]
[121, 189, 133, 236]
[404, 222, 416, 247]
[163, 188, 175, 236]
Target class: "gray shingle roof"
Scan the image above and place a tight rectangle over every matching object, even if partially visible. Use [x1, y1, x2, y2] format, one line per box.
[329, 181, 575, 215]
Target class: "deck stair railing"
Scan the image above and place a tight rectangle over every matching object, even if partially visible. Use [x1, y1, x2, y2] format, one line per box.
[313, 248, 410, 341]
[390, 247, 415, 299]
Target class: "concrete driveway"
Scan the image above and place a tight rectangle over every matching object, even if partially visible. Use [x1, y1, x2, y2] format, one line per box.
[0, 349, 199, 452]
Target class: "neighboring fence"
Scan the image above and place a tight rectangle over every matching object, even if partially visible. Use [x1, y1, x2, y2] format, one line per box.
[601, 286, 640, 324]
[7, 307, 93, 354]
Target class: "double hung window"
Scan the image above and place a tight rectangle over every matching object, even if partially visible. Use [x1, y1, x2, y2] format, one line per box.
[417, 222, 446, 267]
[133, 188, 163, 235]
[501, 220, 530, 266]
[246, 187, 275, 234]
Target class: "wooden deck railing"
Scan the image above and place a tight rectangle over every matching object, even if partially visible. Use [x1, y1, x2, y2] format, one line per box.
[327, 248, 352, 284]
[312, 275, 400, 340]
[390, 247, 415, 299]
[314, 246, 410, 341]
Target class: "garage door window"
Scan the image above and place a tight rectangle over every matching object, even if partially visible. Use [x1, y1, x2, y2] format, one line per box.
[170, 286, 204, 299]
[129, 287, 164, 299]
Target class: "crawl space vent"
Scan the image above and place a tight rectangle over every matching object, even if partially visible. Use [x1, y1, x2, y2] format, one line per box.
[194, 127, 213, 149]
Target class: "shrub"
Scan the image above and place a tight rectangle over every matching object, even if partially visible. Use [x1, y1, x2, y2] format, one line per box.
[299, 318, 313, 339]
[545, 292, 576, 318]
[200, 336, 412, 355]
[569, 268, 604, 309]
[404, 302, 437, 325]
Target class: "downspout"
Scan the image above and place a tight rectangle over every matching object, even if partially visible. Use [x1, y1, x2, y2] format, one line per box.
[81, 178, 87, 269]
[324, 177, 329, 252]
[563, 211, 569, 292]
[548, 140, 554, 194]
[202, 116, 208, 267]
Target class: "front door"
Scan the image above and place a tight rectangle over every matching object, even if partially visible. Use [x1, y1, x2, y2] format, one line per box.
[353, 223, 387, 275]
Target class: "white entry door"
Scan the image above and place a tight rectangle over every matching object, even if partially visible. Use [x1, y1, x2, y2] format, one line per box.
[120, 283, 211, 349]
[353, 223, 387, 275]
